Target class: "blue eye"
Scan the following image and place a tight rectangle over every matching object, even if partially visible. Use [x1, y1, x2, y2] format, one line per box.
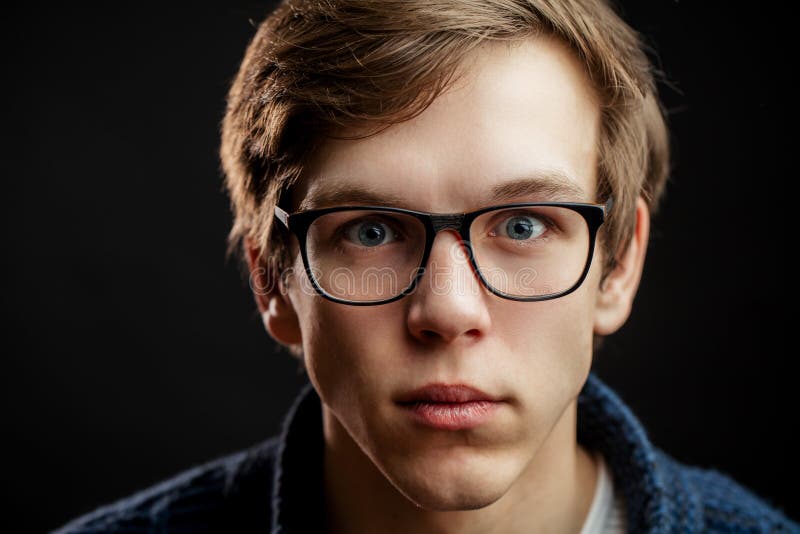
[345, 220, 397, 247]
[503, 215, 546, 240]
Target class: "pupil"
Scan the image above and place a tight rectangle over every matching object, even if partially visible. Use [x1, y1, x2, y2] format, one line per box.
[359, 224, 385, 246]
[507, 217, 533, 239]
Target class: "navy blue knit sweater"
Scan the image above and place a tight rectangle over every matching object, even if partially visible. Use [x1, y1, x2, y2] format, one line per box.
[54, 373, 799, 533]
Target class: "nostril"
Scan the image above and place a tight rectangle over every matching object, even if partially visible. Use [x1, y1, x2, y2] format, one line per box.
[418, 329, 450, 342]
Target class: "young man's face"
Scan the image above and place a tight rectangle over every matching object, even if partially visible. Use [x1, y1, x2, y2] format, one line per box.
[258, 35, 645, 510]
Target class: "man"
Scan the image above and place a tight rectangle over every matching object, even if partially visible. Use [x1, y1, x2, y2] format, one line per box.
[56, 0, 798, 532]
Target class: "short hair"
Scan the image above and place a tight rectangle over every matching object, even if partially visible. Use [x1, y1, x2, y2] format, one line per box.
[220, 0, 671, 355]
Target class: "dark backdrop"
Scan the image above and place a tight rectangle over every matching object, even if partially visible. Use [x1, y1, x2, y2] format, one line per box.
[4, 2, 797, 532]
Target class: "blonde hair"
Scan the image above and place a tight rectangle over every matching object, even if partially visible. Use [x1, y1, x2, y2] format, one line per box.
[220, 0, 670, 340]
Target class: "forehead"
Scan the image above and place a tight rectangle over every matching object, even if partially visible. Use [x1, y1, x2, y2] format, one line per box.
[292, 34, 600, 213]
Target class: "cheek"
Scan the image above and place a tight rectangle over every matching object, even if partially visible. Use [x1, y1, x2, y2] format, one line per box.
[297, 300, 401, 428]
[492, 289, 594, 370]
[488, 285, 595, 430]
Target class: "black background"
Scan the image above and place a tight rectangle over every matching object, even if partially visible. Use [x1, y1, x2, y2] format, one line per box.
[4, 2, 797, 531]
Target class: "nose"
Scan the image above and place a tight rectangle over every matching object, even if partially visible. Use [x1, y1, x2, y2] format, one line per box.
[405, 229, 492, 345]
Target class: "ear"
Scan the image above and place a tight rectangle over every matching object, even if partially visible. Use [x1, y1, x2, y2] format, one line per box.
[245, 238, 303, 347]
[593, 196, 650, 336]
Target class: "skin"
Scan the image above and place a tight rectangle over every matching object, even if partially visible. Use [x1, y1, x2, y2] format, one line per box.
[248, 34, 649, 534]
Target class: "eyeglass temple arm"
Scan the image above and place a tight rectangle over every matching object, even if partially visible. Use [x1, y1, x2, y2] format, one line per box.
[603, 197, 614, 216]
[274, 205, 289, 228]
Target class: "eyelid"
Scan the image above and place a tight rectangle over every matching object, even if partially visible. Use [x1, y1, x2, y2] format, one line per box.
[337, 215, 404, 245]
[486, 208, 560, 237]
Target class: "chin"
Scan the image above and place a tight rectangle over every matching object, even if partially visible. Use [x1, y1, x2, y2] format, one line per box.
[397, 480, 506, 512]
[382, 452, 514, 511]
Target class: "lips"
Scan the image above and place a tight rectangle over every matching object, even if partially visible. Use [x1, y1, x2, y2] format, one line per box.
[395, 383, 500, 404]
[395, 384, 504, 430]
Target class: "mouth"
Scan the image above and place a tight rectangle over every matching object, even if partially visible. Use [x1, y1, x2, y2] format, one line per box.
[395, 383, 501, 404]
[395, 383, 504, 430]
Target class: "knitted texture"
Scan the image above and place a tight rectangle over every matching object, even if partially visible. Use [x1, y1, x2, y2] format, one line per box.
[55, 373, 799, 533]
[578, 374, 798, 533]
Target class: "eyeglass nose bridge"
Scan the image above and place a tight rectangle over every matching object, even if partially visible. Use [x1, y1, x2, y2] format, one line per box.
[429, 213, 465, 233]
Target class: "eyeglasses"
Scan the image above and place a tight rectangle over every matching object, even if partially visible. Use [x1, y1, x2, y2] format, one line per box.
[273, 199, 612, 305]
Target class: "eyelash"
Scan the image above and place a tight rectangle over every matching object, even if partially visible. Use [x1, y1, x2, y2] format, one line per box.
[331, 212, 561, 250]
[488, 211, 560, 239]
[332, 218, 406, 254]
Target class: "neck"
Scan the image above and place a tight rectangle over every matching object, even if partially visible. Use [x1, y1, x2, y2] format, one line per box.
[322, 399, 598, 534]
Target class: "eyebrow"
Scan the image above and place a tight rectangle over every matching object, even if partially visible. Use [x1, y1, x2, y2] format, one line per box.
[298, 184, 406, 211]
[297, 170, 588, 212]
[487, 171, 587, 204]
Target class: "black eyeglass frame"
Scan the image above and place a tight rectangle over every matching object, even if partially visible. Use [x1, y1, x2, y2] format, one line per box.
[273, 198, 613, 306]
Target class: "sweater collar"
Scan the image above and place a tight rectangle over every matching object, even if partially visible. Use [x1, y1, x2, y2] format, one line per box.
[576, 373, 690, 532]
[270, 372, 687, 533]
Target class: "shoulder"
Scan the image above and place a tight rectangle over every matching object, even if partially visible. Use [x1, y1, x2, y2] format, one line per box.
[52, 436, 281, 533]
[653, 449, 799, 532]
